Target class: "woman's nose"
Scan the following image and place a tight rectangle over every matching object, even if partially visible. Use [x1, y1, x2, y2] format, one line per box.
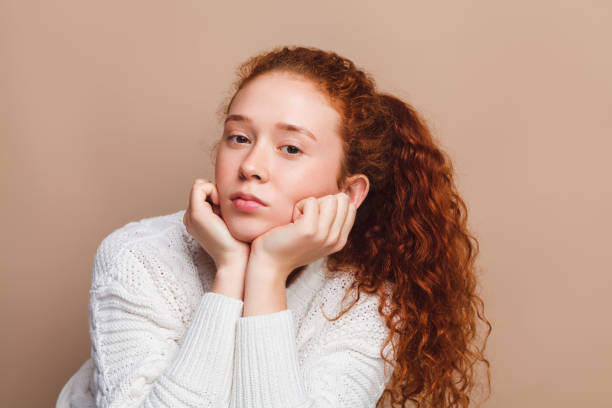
[239, 144, 269, 182]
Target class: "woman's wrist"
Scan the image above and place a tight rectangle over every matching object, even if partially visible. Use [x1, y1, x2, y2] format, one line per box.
[212, 262, 247, 301]
[243, 257, 288, 316]
[247, 248, 289, 281]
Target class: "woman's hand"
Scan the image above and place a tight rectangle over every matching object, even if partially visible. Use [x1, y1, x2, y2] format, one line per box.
[248, 192, 356, 282]
[183, 178, 250, 272]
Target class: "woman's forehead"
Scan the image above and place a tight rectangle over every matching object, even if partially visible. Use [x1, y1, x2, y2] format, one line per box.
[227, 73, 342, 139]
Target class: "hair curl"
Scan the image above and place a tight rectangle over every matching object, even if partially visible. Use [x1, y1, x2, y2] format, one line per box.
[216, 45, 491, 408]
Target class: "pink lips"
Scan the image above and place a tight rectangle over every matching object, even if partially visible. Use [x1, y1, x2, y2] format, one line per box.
[232, 198, 265, 211]
[230, 192, 267, 212]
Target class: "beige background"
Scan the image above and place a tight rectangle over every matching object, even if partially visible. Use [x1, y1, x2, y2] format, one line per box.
[1, 1, 611, 406]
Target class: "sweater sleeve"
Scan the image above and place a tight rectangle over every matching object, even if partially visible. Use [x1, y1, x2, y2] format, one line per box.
[89, 240, 243, 408]
[229, 293, 393, 408]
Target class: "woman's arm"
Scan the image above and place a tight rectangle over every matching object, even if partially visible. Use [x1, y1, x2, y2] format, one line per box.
[230, 278, 393, 408]
[89, 234, 243, 408]
[228, 193, 390, 407]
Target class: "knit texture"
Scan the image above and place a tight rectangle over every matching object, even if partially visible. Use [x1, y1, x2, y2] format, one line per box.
[56, 210, 395, 408]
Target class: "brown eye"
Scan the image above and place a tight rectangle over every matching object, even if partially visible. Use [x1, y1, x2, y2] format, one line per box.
[228, 135, 249, 143]
[281, 145, 302, 155]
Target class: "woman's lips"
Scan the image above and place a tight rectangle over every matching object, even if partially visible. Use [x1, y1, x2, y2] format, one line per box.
[231, 198, 265, 212]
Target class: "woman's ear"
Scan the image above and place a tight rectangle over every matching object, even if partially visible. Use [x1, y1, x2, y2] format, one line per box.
[341, 174, 370, 209]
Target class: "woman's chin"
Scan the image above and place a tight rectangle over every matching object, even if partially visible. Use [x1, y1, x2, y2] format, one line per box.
[226, 224, 263, 243]
[232, 232, 256, 243]
[223, 213, 292, 244]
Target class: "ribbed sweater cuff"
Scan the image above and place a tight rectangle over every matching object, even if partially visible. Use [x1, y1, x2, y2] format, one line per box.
[233, 309, 308, 408]
[165, 292, 243, 396]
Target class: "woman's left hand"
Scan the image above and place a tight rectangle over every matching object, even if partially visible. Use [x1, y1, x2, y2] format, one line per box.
[249, 192, 356, 282]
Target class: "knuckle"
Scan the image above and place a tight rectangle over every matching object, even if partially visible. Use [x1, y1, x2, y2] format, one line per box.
[315, 231, 328, 243]
[324, 195, 336, 204]
[303, 226, 316, 238]
[333, 239, 346, 253]
[325, 236, 337, 247]
[189, 210, 201, 224]
[320, 198, 335, 212]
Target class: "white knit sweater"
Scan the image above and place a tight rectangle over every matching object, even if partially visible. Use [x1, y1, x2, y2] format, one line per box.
[56, 209, 395, 408]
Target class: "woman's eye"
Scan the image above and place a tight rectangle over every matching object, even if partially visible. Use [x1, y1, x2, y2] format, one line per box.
[227, 135, 300, 155]
[228, 135, 249, 144]
[281, 145, 302, 155]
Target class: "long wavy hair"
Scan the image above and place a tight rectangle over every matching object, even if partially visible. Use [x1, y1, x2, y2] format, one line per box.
[214, 45, 491, 408]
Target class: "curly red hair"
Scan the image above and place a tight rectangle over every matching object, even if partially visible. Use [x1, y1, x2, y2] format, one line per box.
[217, 45, 492, 408]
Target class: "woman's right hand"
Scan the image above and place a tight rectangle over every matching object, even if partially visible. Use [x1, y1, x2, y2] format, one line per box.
[183, 178, 250, 273]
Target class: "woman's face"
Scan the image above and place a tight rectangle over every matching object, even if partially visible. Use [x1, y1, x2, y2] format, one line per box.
[214, 71, 345, 243]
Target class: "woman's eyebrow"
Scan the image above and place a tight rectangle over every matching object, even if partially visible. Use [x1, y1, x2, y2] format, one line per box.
[224, 114, 317, 142]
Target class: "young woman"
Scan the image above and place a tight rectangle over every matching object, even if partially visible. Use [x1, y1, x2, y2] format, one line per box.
[57, 45, 491, 408]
